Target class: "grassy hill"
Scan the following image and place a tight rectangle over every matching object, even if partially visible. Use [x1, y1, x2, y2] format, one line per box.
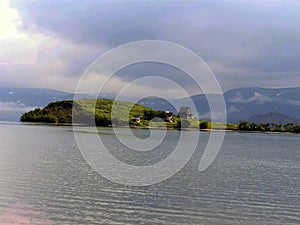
[20, 98, 174, 127]
[20, 98, 300, 132]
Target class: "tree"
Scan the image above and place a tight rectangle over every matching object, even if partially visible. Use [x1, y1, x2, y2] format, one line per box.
[284, 123, 294, 132]
[248, 123, 258, 131]
[199, 121, 208, 129]
[176, 119, 190, 129]
[238, 121, 249, 130]
[271, 123, 283, 132]
[294, 125, 300, 133]
[261, 123, 271, 131]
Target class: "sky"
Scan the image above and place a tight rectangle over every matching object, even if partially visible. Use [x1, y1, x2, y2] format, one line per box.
[1, 0, 300, 97]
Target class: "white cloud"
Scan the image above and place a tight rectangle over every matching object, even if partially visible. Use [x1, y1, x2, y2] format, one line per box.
[0, 1, 110, 93]
[77, 72, 191, 99]
[208, 61, 251, 77]
[229, 92, 272, 104]
[198, 111, 226, 122]
[287, 100, 300, 106]
[0, 35, 40, 65]
[276, 91, 284, 97]
[0, 0, 38, 65]
[0, 101, 36, 112]
[0, 32, 108, 92]
[228, 105, 239, 113]
[1, 0, 300, 95]
[223, 0, 299, 7]
[0, 0, 19, 40]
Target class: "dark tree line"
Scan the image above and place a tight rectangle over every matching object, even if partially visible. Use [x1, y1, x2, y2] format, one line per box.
[238, 121, 300, 133]
[143, 110, 167, 120]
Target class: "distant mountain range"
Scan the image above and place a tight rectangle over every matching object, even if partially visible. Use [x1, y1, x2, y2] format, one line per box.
[0, 86, 299, 123]
[138, 87, 300, 123]
[249, 112, 300, 125]
[0, 87, 91, 121]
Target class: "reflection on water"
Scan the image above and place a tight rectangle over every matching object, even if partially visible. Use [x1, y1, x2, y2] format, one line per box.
[0, 123, 299, 224]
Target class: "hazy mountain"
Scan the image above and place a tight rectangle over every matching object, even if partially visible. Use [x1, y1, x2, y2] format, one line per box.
[138, 87, 300, 123]
[249, 112, 300, 125]
[1, 86, 300, 123]
[137, 97, 178, 113]
[0, 87, 91, 121]
[223, 87, 300, 123]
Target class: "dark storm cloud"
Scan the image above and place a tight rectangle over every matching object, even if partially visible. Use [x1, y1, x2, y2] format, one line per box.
[7, 0, 300, 91]
[11, 0, 202, 46]
[114, 62, 201, 94]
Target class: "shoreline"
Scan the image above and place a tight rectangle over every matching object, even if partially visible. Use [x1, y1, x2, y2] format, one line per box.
[8, 121, 299, 135]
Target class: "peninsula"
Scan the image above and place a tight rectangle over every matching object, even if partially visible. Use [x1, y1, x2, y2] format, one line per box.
[21, 98, 300, 133]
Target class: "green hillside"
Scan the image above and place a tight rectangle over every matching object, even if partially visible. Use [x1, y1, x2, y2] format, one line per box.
[20, 98, 171, 127]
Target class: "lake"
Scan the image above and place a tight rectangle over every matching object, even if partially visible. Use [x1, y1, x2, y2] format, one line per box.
[0, 122, 299, 224]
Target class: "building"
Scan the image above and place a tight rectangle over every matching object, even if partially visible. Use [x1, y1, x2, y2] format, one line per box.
[165, 111, 174, 122]
[178, 107, 192, 119]
[132, 114, 141, 123]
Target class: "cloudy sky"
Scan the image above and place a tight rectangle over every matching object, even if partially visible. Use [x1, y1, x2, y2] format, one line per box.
[1, 0, 300, 97]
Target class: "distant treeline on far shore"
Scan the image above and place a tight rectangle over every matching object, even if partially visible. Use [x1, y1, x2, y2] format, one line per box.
[235, 121, 300, 133]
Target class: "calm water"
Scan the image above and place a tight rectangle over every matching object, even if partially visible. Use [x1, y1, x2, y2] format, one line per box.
[0, 122, 299, 224]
